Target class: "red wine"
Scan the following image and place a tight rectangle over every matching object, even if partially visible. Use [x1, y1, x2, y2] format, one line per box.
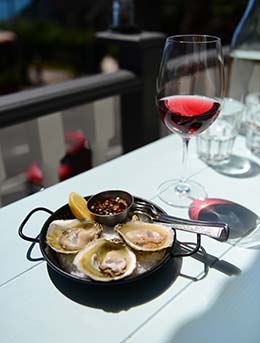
[158, 95, 221, 136]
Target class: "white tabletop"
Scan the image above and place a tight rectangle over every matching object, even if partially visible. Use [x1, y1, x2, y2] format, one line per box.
[1, 133, 260, 343]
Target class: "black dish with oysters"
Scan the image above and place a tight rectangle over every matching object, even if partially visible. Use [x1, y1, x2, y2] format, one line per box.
[18, 190, 228, 287]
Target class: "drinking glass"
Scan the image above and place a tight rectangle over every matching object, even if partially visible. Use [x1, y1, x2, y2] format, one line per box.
[156, 35, 225, 208]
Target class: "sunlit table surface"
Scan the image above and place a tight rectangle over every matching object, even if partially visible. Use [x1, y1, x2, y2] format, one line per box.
[1, 133, 260, 343]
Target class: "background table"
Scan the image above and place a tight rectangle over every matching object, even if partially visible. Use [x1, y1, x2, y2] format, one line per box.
[1, 133, 259, 343]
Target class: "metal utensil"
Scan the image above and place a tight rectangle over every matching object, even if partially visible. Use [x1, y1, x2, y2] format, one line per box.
[131, 201, 230, 242]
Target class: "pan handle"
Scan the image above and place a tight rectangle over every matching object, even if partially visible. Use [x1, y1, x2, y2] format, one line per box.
[18, 207, 53, 243]
[171, 234, 201, 257]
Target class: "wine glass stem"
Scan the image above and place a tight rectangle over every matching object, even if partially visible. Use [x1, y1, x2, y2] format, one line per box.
[176, 137, 191, 193]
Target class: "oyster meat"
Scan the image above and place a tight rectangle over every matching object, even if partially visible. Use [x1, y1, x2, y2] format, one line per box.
[46, 219, 102, 254]
[115, 221, 174, 251]
[73, 238, 136, 281]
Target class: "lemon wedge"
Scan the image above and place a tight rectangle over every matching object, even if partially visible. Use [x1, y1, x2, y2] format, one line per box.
[68, 192, 94, 220]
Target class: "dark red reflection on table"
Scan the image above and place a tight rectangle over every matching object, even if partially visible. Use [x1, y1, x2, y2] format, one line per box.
[189, 198, 258, 240]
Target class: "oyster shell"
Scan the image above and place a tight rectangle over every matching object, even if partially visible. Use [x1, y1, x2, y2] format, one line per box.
[73, 238, 136, 281]
[115, 221, 174, 251]
[46, 219, 103, 254]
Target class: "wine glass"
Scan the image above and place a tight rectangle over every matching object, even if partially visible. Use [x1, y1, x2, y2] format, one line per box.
[156, 34, 225, 208]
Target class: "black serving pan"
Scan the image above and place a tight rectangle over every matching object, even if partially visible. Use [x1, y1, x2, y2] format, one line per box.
[19, 196, 201, 287]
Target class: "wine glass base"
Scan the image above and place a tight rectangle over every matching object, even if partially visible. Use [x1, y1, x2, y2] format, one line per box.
[157, 179, 207, 208]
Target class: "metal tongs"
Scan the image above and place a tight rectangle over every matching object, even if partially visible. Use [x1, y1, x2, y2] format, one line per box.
[131, 201, 230, 242]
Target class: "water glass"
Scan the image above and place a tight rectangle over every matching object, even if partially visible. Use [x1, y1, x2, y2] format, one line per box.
[245, 93, 260, 157]
[196, 97, 245, 165]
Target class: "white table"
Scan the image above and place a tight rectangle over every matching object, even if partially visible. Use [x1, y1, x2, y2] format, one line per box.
[1, 134, 260, 343]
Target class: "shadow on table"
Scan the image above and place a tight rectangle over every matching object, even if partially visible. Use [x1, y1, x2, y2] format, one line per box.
[178, 244, 241, 282]
[189, 198, 260, 248]
[208, 154, 260, 178]
[168, 251, 260, 343]
[47, 256, 183, 313]
[24, 239, 240, 312]
[46, 245, 241, 312]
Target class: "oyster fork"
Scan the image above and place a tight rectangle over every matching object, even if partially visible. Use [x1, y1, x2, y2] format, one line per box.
[131, 201, 229, 242]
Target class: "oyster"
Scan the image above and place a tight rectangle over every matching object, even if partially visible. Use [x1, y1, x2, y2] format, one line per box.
[115, 221, 174, 251]
[46, 219, 102, 254]
[73, 238, 136, 281]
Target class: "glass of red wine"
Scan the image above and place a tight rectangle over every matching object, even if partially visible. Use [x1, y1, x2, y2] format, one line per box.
[156, 35, 225, 207]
